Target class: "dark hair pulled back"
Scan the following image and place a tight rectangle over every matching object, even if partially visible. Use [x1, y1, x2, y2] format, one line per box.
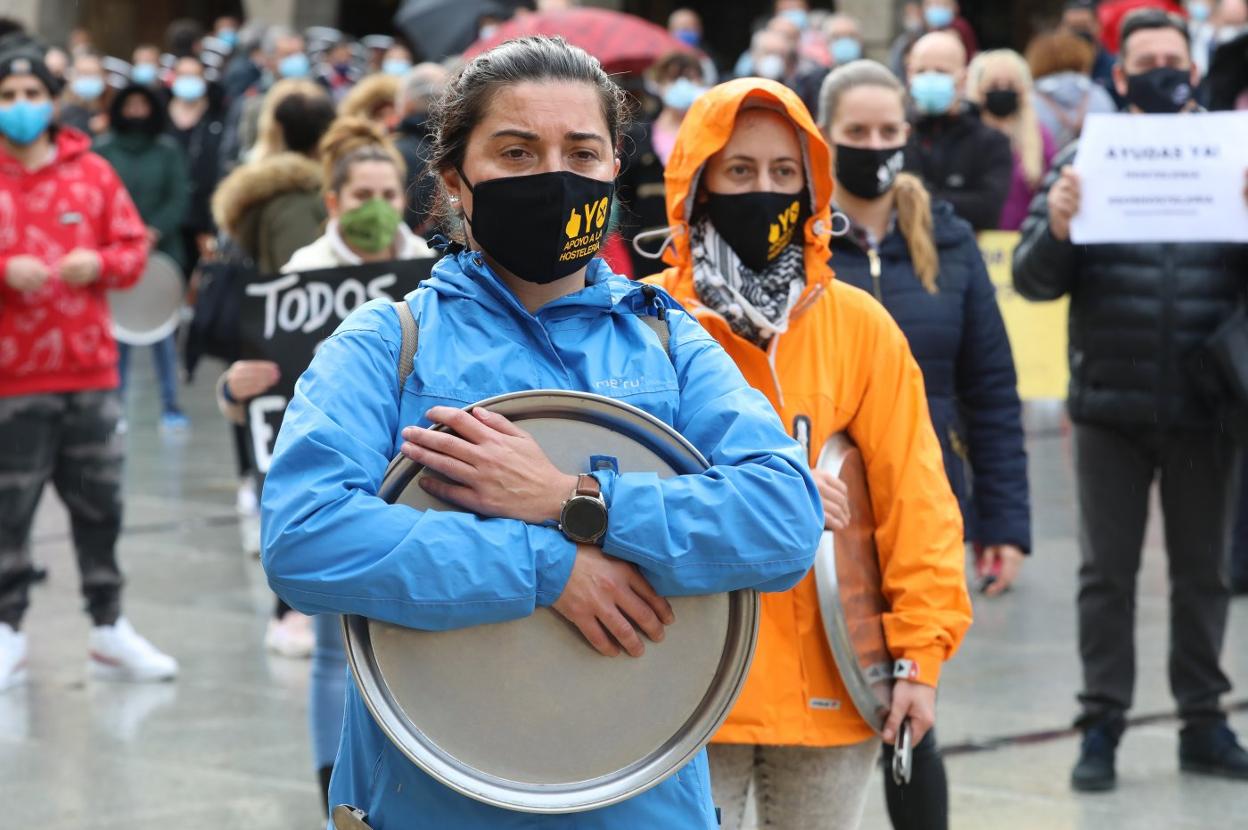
[427, 36, 632, 239]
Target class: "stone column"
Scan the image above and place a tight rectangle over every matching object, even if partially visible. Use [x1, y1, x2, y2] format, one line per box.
[7, 0, 78, 49]
[838, 0, 902, 60]
[242, 0, 340, 29]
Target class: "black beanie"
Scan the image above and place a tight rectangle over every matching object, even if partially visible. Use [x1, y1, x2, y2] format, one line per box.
[0, 49, 61, 97]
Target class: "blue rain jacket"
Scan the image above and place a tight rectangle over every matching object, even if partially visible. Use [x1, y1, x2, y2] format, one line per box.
[261, 251, 823, 829]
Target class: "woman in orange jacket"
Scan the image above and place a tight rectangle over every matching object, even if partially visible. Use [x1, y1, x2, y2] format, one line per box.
[646, 77, 973, 829]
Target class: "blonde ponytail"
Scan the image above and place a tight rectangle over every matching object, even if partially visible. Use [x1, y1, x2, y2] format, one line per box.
[894, 173, 939, 293]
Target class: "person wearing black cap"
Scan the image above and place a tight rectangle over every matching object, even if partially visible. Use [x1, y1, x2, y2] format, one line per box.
[0, 50, 179, 690]
[1014, 8, 1248, 792]
[1062, 0, 1125, 103]
[94, 83, 192, 432]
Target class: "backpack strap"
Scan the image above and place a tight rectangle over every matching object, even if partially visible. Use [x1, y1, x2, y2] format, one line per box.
[392, 299, 419, 398]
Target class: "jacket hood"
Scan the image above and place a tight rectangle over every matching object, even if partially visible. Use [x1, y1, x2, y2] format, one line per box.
[107, 84, 167, 137]
[0, 126, 92, 177]
[660, 78, 836, 298]
[1035, 72, 1096, 107]
[211, 152, 323, 238]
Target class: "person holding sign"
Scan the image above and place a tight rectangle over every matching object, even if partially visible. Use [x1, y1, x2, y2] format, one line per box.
[260, 37, 824, 828]
[1013, 8, 1248, 793]
[817, 59, 1029, 830]
[645, 76, 972, 830]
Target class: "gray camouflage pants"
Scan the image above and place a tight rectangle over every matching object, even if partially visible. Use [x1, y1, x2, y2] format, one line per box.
[0, 391, 125, 629]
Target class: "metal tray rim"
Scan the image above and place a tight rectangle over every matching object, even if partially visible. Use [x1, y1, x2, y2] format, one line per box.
[345, 389, 761, 813]
[813, 435, 891, 734]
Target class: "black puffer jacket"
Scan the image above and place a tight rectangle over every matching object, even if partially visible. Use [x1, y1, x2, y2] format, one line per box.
[903, 102, 1014, 231]
[1013, 143, 1248, 430]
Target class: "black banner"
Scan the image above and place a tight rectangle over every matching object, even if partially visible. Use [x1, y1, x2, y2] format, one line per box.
[238, 258, 436, 472]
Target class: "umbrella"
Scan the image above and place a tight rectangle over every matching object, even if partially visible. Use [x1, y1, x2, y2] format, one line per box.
[394, 0, 526, 64]
[1207, 30, 1248, 112]
[463, 8, 701, 76]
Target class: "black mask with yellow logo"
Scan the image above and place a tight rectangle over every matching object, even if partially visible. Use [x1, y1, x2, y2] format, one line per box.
[704, 189, 810, 272]
[458, 168, 615, 285]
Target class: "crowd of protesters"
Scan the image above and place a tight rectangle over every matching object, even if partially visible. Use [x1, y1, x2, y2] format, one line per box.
[1, 0, 1247, 828]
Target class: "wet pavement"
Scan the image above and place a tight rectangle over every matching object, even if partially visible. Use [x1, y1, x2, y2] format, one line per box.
[2, 362, 1245, 829]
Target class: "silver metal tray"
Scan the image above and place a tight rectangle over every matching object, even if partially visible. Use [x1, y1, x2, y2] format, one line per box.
[108, 251, 184, 346]
[343, 390, 760, 813]
[813, 434, 893, 732]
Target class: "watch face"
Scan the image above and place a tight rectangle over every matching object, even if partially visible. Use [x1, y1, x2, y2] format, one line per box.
[563, 496, 607, 541]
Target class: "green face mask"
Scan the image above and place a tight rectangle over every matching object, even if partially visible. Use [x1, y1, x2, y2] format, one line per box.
[338, 198, 402, 254]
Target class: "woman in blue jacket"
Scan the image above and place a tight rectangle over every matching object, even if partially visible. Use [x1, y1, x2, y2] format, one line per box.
[260, 37, 823, 830]
[817, 61, 1031, 830]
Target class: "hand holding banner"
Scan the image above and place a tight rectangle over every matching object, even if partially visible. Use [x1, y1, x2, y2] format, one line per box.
[238, 259, 436, 472]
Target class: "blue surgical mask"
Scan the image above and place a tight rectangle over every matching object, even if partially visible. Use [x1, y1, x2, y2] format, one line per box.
[831, 37, 863, 64]
[131, 63, 159, 86]
[782, 9, 808, 30]
[756, 53, 787, 81]
[673, 28, 701, 48]
[924, 5, 956, 29]
[71, 75, 106, 101]
[663, 77, 707, 112]
[171, 75, 207, 101]
[0, 100, 54, 145]
[277, 52, 310, 79]
[383, 59, 412, 77]
[1188, 1, 1212, 23]
[219, 29, 238, 48]
[910, 70, 958, 115]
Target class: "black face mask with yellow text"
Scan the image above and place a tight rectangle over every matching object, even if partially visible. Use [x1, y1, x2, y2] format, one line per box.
[704, 189, 810, 272]
[459, 169, 614, 285]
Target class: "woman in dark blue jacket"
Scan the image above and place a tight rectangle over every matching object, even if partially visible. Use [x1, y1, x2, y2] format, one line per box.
[818, 60, 1031, 830]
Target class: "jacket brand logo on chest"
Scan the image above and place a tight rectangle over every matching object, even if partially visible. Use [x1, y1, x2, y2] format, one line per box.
[593, 377, 642, 391]
[59, 212, 83, 225]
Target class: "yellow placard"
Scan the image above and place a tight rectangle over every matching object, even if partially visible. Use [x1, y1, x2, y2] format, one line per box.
[978, 231, 1070, 401]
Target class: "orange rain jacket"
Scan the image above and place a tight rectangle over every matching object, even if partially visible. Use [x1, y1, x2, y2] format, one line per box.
[648, 79, 973, 747]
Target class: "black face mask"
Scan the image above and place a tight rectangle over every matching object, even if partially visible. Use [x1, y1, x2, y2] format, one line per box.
[1125, 66, 1194, 114]
[835, 145, 905, 200]
[983, 89, 1020, 117]
[459, 169, 615, 285]
[704, 189, 810, 271]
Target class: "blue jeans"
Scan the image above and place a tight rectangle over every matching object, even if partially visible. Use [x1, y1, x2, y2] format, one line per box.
[310, 613, 348, 770]
[116, 334, 180, 414]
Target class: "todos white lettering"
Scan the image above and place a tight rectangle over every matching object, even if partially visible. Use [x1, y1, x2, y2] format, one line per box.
[247, 272, 400, 339]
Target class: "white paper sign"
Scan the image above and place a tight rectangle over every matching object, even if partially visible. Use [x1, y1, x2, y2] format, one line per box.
[1070, 112, 1248, 244]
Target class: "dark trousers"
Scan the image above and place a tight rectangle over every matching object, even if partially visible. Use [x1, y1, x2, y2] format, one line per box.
[882, 728, 947, 830]
[0, 391, 125, 629]
[1232, 453, 1248, 588]
[1074, 422, 1236, 725]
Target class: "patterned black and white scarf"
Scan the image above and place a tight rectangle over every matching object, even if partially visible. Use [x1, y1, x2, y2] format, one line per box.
[691, 217, 807, 348]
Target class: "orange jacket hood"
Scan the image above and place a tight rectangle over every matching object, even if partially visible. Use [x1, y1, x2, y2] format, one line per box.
[661, 78, 836, 297]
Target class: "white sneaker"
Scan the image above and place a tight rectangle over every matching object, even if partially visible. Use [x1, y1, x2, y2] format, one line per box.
[240, 512, 262, 557]
[0, 623, 28, 691]
[87, 618, 178, 682]
[265, 611, 314, 659]
[236, 476, 259, 516]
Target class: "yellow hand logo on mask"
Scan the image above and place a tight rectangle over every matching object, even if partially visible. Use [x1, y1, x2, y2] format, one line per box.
[565, 210, 583, 239]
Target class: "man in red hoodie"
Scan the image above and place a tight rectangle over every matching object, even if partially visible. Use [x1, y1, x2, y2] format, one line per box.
[0, 49, 177, 690]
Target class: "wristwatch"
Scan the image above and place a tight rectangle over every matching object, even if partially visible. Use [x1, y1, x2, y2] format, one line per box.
[559, 474, 608, 544]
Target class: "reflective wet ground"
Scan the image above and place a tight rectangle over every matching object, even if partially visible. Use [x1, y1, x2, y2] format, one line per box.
[2, 362, 1245, 829]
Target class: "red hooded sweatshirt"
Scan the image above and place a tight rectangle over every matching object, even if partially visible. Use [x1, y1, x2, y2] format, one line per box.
[0, 127, 147, 397]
